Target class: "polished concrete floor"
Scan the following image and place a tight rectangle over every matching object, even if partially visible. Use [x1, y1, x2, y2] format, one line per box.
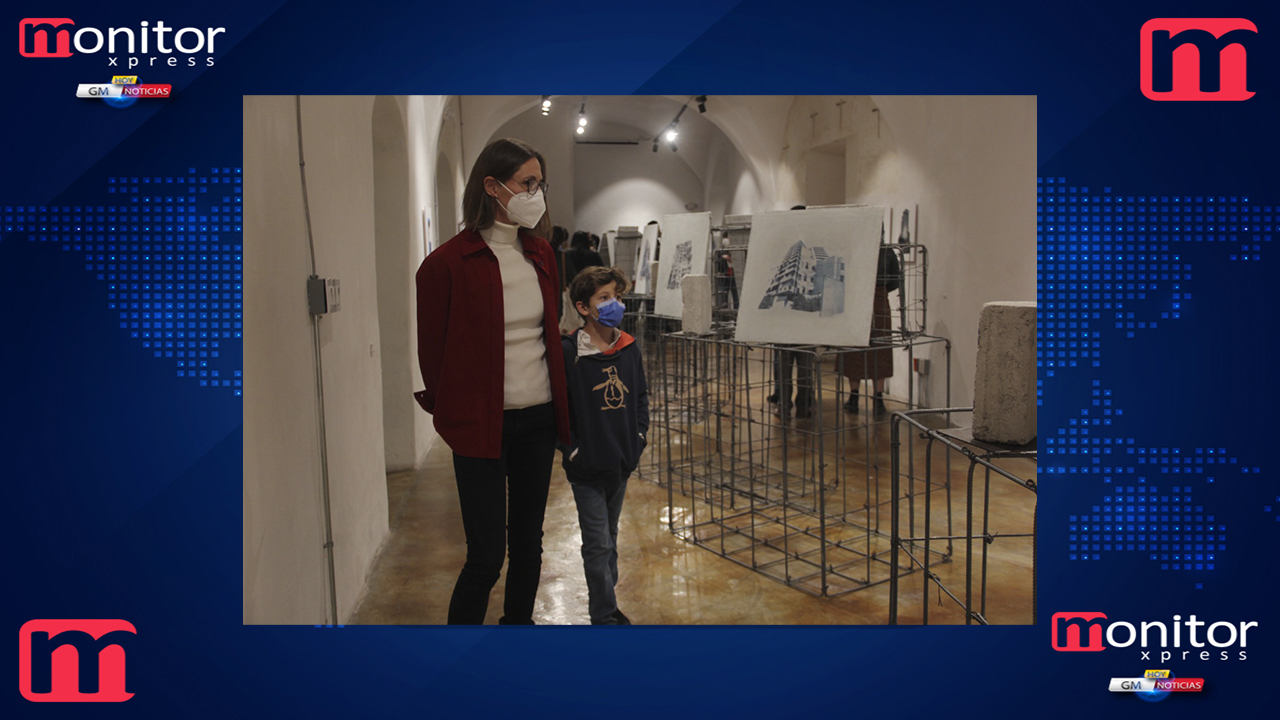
[350, 395, 1037, 626]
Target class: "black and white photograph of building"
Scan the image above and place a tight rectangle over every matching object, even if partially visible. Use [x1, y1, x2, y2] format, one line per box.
[757, 239, 846, 317]
[654, 211, 711, 318]
[666, 240, 693, 290]
[735, 205, 882, 347]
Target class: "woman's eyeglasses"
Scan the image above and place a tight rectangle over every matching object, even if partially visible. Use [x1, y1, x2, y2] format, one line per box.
[512, 177, 548, 197]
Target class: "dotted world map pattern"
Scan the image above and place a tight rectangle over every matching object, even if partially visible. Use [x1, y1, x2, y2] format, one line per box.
[2, 166, 242, 396]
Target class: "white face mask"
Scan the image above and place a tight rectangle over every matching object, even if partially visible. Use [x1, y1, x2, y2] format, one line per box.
[494, 179, 546, 229]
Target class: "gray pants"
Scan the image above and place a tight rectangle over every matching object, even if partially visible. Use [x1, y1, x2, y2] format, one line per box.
[567, 470, 630, 624]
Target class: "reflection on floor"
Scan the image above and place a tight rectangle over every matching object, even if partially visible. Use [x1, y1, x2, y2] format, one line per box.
[351, 404, 1036, 626]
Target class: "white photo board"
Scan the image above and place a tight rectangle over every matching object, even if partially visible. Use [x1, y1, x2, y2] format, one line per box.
[602, 230, 616, 267]
[633, 222, 659, 295]
[654, 212, 711, 318]
[734, 205, 884, 346]
[613, 227, 641, 283]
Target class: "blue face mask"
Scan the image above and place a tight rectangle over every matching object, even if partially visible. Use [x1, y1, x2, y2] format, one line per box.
[595, 298, 625, 328]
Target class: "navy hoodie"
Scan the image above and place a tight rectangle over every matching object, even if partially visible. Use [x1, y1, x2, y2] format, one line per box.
[559, 328, 649, 481]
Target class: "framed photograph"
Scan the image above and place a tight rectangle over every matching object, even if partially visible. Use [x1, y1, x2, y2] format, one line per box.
[654, 212, 711, 318]
[734, 205, 883, 346]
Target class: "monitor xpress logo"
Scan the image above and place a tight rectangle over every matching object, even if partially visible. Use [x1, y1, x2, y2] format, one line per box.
[1141, 18, 1257, 100]
[19, 620, 137, 702]
[1052, 612, 1258, 661]
[19, 18, 223, 68]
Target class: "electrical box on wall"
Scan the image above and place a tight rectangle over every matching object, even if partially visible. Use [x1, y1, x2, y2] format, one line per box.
[308, 276, 341, 315]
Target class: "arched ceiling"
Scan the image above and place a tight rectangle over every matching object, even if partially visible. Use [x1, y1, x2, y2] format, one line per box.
[458, 95, 782, 205]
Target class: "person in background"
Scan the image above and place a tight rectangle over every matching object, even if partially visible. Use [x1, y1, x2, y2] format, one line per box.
[560, 266, 648, 625]
[714, 233, 739, 310]
[844, 223, 901, 415]
[647, 220, 662, 262]
[597, 232, 612, 265]
[565, 230, 604, 281]
[415, 137, 570, 625]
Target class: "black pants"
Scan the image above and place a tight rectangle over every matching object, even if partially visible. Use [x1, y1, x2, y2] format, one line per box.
[773, 347, 815, 415]
[448, 402, 557, 625]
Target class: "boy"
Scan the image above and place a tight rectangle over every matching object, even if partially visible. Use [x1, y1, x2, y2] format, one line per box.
[560, 266, 649, 625]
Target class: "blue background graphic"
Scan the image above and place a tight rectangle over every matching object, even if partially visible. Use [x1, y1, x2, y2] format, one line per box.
[4, 0, 1278, 717]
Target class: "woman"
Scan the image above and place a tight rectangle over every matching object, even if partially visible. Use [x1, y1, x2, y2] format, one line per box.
[564, 230, 604, 279]
[414, 138, 571, 624]
[843, 227, 902, 415]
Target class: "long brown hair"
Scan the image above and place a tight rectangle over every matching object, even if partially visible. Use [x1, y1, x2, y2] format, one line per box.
[462, 138, 552, 240]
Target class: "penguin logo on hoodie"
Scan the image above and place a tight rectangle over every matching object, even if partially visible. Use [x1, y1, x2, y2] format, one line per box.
[593, 366, 629, 410]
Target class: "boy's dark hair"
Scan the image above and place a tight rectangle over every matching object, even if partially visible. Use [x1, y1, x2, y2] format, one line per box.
[570, 266, 629, 314]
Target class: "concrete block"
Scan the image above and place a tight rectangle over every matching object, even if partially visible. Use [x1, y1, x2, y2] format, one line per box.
[972, 301, 1037, 445]
[681, 274, 713, 335]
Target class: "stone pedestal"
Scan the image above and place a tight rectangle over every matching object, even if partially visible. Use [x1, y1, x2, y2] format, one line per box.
[681, 274, 713, 335]
[972, 301, 1037, 445]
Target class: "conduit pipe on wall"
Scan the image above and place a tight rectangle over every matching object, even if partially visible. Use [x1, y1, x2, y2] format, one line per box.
[294, 95, 340, 625]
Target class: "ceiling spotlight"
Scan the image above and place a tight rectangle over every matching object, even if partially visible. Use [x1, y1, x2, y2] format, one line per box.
[696, 95, 707, 113]
[578, 115, 587, 127]
[664, 129, 678, 142]
[576, 125, 585, 135]
[540, 95, 551, 115]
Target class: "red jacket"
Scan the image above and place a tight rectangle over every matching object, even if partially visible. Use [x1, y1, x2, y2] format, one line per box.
[414, 227, 571, 458]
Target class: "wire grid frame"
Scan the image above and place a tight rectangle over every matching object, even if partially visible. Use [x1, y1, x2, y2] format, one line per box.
[888, 409, 1037, 625]
[890, 243, 928, 338]
[619, 294, 681, 482]
[653, 331, 954, 597]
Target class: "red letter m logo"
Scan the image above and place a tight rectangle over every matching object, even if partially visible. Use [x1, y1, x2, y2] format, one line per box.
[19, 620, 137, 702]
[1051, 611, 1108, 652]
[18, 18, 75, 57]
[1141, 18, 1257, 101]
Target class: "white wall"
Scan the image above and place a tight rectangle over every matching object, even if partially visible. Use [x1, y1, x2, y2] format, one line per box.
[703, 131, 761, 224]
[380, 95, 454, 472]
[805, 144, 846, 207]
[869, 96, 1037, 408]
[373, 96, 416, 473]
[243, 95, 328, 625]
[574, 133, 705, 236]
[244, 95, 390, 624]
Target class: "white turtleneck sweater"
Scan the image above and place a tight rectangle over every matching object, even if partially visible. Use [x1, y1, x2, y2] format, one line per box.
[480, 220, 553, 409]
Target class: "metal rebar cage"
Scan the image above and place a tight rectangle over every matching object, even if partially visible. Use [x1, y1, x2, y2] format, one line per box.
[651, 331, 953, 597]
[888, 409, 1037, 625]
